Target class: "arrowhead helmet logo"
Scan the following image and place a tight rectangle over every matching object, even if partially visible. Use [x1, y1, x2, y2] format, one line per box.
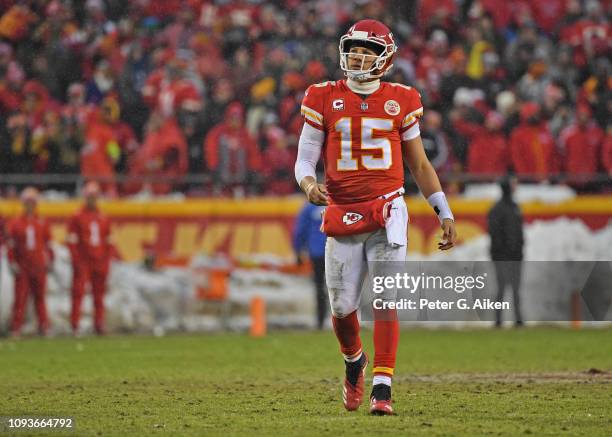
[343, 212, 364, 225]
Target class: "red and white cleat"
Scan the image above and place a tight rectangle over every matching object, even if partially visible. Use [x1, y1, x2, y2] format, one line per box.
[342, 353, 368, 411]
[369, 384, 394, 415]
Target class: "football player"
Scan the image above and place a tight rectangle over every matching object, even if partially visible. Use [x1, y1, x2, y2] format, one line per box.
[294, 19, 457, 415]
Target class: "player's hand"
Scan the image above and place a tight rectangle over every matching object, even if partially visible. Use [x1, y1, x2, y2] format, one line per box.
[438, 218, 457, 251]
[9, 262, 19, 275]
[305, 182, 328, 206]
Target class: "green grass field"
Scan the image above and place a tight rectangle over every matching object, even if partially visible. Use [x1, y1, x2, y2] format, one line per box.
[0, 328, 610, 436]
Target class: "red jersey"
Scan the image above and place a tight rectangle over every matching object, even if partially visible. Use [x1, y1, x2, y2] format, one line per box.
[142, 71, 202, 116]
[467, 131, 508, 176]
[301, 80, 423, 204]
[81, 121, 117, 179]
[559, 122, 604, 175]
[67, 207, 112, 267]
[6, 214, 53, 271]
[509, 123, 558, 179]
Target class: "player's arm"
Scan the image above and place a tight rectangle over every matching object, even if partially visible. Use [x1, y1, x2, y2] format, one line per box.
[402, 135, 457, 250]
[294, 123, 328, 206]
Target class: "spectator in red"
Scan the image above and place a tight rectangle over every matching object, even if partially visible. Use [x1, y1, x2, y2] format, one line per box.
[99, 96, 139, 172]
[6, 187, 53, 337]
[509, 102, 559, 181]
[81, 98, 123, 196]
[559, 104, 604, 186]
[559, 0, 610, 68]
[142, 56, 202, 118]
[67, 182, 112, 335]
[530, 0, 568, 35]
[218, 0, 262, 45]
[304, 60, 327, 84]
[455, 111, 509, 176]
[418, 0, 457, 31]
[126, 113, 188, 195]
[261, 127, 295, 195]
[204, 102, 262, 195]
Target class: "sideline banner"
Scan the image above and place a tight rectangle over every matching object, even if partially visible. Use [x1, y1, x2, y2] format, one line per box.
[0, 196, 610, 262]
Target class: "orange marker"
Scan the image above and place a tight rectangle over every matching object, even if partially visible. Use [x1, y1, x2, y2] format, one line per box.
[250, 296, 267, 337]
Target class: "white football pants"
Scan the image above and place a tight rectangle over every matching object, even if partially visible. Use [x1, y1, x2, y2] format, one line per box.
[325, 227, 407, 318]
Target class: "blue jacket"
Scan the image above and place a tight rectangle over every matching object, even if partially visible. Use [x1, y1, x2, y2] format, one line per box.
[292, 203, 326, 259]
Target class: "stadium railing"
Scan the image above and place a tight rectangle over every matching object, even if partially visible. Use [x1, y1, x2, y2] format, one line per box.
[0, 172, 609, 195]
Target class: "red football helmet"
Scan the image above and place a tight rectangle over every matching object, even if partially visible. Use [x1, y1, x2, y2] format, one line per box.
[339, 19, 397, 81]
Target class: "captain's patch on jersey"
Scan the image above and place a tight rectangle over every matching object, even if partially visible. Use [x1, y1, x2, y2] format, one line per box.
[332, 99, 344, 111]
[384, 100, 400, 116]
[342, 212, 363, 225]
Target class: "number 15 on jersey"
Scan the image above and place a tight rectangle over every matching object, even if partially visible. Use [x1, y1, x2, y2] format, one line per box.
[335, 117, 394, 171]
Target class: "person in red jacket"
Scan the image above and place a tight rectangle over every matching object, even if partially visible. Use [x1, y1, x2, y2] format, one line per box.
[509, 102, 559, 181]
[142, 57, 202, 117]
[6, 187, 53, 337]
[125, 113, 188, 195]
[204, 102, 262, 195]
[261, 127, 296, 195]
[81, 100, 123, 197]
[559, 103, 604, 187]
[454, 111, 509, 177]
[67, 182, 112, 335]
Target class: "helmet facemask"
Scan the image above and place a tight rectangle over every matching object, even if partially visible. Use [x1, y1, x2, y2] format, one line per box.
[339, 37, 395, 81]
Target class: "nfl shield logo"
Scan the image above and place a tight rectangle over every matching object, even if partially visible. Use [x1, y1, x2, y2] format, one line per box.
[360, 102, 368, 111]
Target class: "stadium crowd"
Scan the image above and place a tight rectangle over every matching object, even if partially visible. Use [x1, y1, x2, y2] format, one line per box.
[0, 0, 610, 196]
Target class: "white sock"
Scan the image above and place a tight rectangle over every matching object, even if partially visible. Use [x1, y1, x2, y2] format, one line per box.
[343, 350, 362, 363]
[373, 375, 392, 386]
